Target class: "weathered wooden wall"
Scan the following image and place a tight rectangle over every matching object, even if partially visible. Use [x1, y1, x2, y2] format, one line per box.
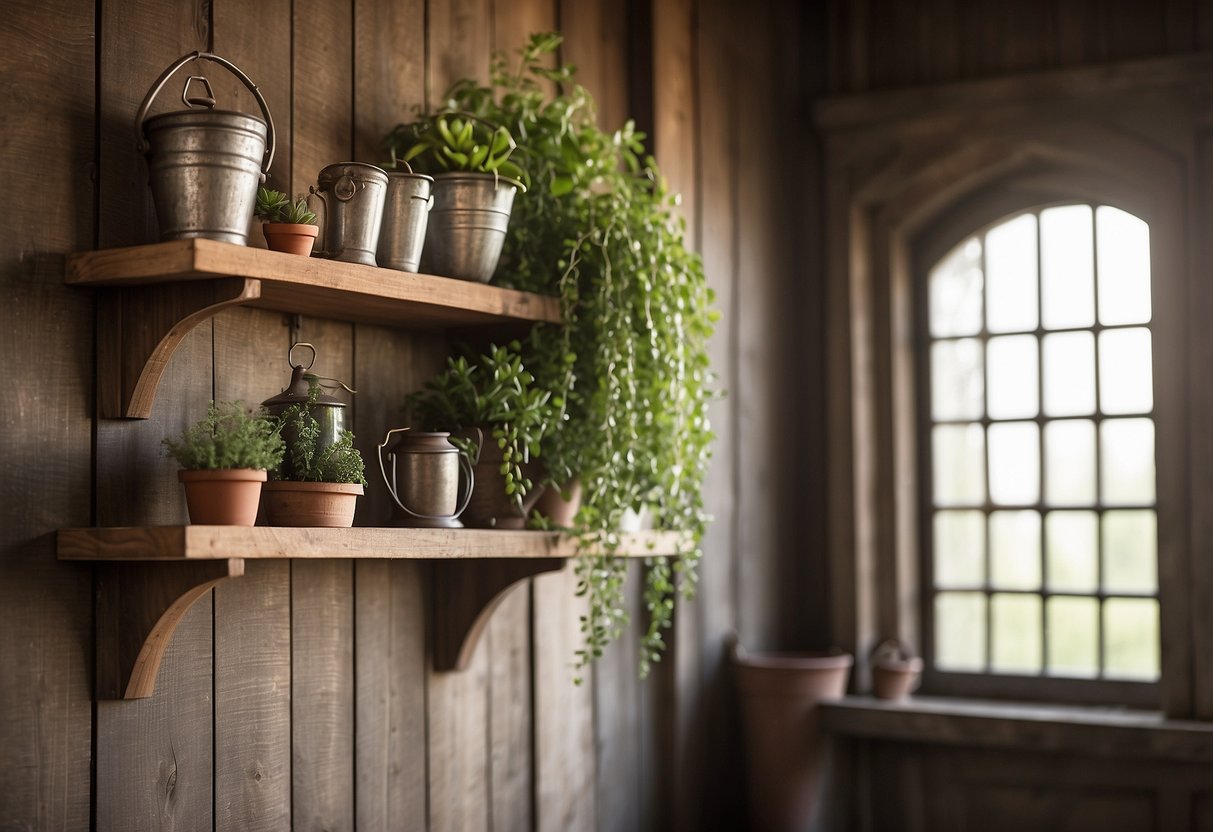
[0, 0, 812, 829]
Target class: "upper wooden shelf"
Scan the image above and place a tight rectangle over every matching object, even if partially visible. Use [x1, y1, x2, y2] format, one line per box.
[68, 240, 561, 418]
[58, 525, 685, 562]
[67, 239, 561, 328]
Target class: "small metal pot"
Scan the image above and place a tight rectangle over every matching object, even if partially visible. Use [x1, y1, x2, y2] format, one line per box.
[378, 428, 473, 528]
[262, 343, 352, 479]
[420, 173, 523, 282]
[377, 169, 434, 273]
[312, 162, 389, 266]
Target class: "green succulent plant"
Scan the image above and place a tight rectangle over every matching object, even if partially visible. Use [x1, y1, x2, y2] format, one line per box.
[384, 112, 525, 183]
[255, 187, 317, 225]
[404, 32, 718, 681]
[163, 400, 285, 471]
[406, 342, 554, 509]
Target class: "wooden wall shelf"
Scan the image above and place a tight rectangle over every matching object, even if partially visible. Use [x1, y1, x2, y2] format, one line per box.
[68, 239, 563, 418]
[60, 527, 686, 699]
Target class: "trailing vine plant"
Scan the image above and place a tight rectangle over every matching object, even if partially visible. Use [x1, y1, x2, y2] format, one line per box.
[389, 33, 717, 681]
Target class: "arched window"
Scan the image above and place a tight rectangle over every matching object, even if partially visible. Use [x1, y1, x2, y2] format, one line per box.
[923, 204, 1158, 690]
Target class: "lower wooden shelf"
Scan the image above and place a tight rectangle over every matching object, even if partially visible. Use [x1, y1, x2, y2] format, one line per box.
[59, 526, 686, 700]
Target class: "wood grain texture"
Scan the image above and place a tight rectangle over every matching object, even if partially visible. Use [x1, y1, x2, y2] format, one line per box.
[0, 0, 94, 826]
[352, 0, 424, 163]
[292, 318, 356, 832]
[212, 306, 293, 832]
[93, 2, 217, 827]
[533, 564, 597, 832]
[486, 583, 534, 832]
[58, 526, 687, 560]
[428, 622, 491, 832]
[354, 560, 427, 831]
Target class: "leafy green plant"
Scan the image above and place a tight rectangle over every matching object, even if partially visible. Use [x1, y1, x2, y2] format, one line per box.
[277, 386, 367, 485]
[163, 400, 285, 471]
[384, 112, 525, 182]
[255, 187, 317, 225]
[402, 33, 718, 681]
[406, 342, 554, 509]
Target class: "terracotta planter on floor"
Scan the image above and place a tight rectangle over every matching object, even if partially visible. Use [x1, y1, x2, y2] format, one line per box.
[733, 645, 853, 832]
[262, 222, 318, 255]
[178, 468, 266, 526]
[261, 481, 363, 527]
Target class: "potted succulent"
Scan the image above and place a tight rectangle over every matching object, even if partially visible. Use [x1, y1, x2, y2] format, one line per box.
[162, 400, 285, 526]
[871, 639, 924, 700]
[383, 113, 525, 282]
[406, 342, 554, 528]
[262, 386, 367, 527]
[415, 33, 717, 677]
[255, 187, 319, 255]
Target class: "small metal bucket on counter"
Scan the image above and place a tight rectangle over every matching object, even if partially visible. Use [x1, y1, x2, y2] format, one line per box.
[311, 163, 388, 266]
[135, 51, 275, 244]
[377, 166, 434, 273]
[378, 428, 473, 528]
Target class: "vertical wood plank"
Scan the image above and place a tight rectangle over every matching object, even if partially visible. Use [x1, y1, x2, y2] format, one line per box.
[351, 323, 438, 831]
[424, 9, 492, 831]
[0, 2, 94, 827]
[486, 585, 534, 832]
[291, 318, 356, 832]
[532, 564, 597, 832]
[94, 2, 216, 829]
[212, 308, 293, 832]
[353, 0, 425, 164]
[292, 0, 353, 197]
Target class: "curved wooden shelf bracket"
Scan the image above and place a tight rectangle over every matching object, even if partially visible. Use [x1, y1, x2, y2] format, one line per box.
[98, 277, 261, 419]
[431, 558, 565, 671]
[95, 558, 245, 699]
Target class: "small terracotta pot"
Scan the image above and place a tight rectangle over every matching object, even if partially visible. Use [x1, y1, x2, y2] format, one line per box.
[532, 478, 582, 528]
[261, 481, 363, 527]
[456, 427, 544, 529]
[733, 647, 852, 832]
[262, 222, 319, 255]
[178, 468, 267, 526]
[872, 658, 923, 700]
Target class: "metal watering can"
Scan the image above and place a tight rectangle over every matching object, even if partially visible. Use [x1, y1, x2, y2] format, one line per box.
[378, 428, 474, 528]
[262, 343, 354, 479]
[136, 51, 275, 244]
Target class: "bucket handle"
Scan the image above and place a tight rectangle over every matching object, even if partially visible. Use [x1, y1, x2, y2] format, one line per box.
[377, 427, 476, 522]
[135, 51, 276, 181]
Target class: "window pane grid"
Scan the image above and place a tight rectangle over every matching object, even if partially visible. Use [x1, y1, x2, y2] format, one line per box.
[925, 203, 1158, 684]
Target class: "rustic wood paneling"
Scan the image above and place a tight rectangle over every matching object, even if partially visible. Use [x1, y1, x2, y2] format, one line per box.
[0, 1, 94, 827]
[291, 319, 356, 832]
[212, 308, 293, 832]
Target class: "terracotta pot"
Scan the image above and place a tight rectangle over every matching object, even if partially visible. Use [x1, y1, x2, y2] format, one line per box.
[871, 640, 923, 700]
[261, 481, 363, 527]
[457, 428, 544, 529]
[733, 647, 853, 832]
[532, 478, 582, 528]
[262, 222, 318, 255]
[178, 468, 266, 526]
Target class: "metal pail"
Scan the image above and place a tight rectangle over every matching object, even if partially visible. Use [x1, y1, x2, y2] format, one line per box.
[136, 52, 275, 244]
[378, 429, 473, 528]
[377, 170, 434, 273]
[420, 173, 523, 282]
[313, 163, 389, 266]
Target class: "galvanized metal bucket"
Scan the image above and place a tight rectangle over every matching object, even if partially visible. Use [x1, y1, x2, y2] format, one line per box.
[377, 168, 434, 273]
[378, 428, 474, 528]
[135, 51, 275, 245]
[420, 173, 523, 282]
[312, 163, 388, 266]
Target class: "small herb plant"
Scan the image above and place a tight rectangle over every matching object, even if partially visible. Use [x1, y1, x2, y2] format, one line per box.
[277, 387, 367, 485]
[384, 113, 525, 182]
[255, 187, 317, 225]
[163, 400, 285, 471]
[406, 342, 554, 509]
